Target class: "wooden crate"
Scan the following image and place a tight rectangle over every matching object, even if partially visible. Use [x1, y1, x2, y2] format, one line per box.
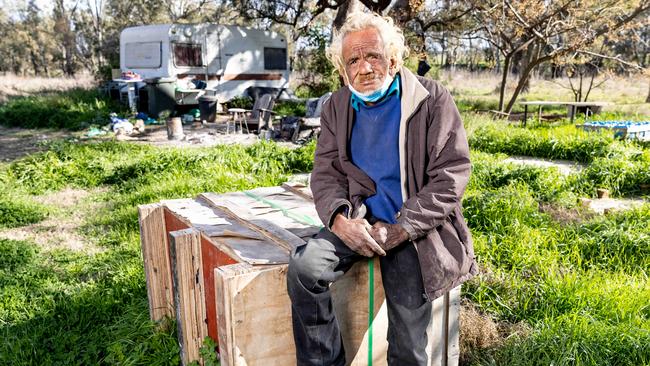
[138, 184, 460, 366]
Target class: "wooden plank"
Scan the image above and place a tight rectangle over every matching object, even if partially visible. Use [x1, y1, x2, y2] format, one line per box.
[210, 236, 291, 264]
[200, 235, 239, 345]
[427, 292, 446, 366]
[331, 257, 387, 366]
[138, 203, 174, 322]
[446, 286, 461, 366]
[216, 264, 295, 366]
[282, 182, 314, 201]
[199, 193, 306, 251]
[215, 258, 388, 366]
[170, 229, 209, 366]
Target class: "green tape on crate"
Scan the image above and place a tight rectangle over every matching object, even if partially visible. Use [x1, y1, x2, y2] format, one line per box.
[244, 190, 322, 228]
[246, 189, 377, 365]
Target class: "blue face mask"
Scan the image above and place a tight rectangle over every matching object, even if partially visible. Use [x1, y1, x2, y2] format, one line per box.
[348, 74, 394, 103]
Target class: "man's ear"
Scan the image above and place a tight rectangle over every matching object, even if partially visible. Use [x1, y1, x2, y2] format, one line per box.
[389, 57, 398, 76]
[340, 70, 349, 86]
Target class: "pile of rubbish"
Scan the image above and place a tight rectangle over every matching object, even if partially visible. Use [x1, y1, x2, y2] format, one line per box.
[579, 120, 650, 141]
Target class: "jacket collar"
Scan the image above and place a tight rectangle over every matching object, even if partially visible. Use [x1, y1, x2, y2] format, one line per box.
[398, 67, 430, 201]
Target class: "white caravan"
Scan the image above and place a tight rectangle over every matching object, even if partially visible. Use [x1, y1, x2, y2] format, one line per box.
[119, 23, 290, 101]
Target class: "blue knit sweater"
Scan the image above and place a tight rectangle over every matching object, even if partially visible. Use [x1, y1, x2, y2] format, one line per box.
[350, 85, 402, 224]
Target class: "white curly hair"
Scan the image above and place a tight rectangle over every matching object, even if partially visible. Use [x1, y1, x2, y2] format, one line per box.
[327, 11, 409, 78]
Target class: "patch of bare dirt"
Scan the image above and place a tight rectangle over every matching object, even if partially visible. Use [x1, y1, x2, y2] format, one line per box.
[539, 203, 597, 224]
[0, 125, 74, 162]
[0, 188, 106, 254]
[110, 117, 299, 149]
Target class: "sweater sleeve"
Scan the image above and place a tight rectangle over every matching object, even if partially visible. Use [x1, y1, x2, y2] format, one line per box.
[396, 87, 471, 240]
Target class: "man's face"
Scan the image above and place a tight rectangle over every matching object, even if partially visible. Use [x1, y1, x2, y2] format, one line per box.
[341, 27, 396, 94]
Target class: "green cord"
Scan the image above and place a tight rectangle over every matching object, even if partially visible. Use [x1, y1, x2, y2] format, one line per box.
[368, 258, 374, 366]
[245, 189, 376, 364]
[244, 190, 322, 228]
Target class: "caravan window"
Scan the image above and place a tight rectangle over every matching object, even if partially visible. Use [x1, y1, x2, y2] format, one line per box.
[125, 42, 162, 68]
[264, 47, 287, 70]
[173, 43, 203, 67]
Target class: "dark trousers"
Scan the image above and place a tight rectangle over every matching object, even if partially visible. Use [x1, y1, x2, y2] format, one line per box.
[287, 228, 432, 366]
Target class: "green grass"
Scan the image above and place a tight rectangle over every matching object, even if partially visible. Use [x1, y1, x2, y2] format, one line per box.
[0, 194, 48, 228]
[0, 88, 125, 130]
[0, 139, 316, 365]
[1, 112, 648, 365]
[465, 113, 650, 197]
[462, 182, 649, 365]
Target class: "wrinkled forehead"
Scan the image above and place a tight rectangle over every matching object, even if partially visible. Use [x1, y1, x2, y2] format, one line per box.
[341, 27, 385, 58]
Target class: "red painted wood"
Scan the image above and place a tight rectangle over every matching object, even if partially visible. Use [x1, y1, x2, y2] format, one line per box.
[163, 207, 239, 350]
[201, 236, 239, 342]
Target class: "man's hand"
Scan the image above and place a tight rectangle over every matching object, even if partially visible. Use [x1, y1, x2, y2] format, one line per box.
[369, 222, 409, 251]
[331, 214, 386, 257]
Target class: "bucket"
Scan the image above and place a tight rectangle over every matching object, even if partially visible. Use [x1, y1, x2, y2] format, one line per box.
[198, 95, 218, 123]
[167, 117, 184, 140]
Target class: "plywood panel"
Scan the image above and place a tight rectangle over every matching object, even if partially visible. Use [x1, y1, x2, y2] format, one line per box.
[138, 204, 174, 321]
[170, 229, 209, 366]
[215, 258, 389, 366]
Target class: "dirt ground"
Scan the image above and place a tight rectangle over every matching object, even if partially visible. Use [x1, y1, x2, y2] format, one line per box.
[0, 125, 76, 162]
[0, 116, 300, 162]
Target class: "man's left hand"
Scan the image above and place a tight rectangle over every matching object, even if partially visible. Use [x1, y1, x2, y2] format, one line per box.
[368, 222, 409, 251]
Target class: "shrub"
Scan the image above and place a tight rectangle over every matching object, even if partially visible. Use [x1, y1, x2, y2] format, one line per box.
[0, 89, 125, 130]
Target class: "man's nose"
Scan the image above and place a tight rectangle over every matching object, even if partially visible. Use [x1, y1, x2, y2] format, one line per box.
[358, 58, 373, 74]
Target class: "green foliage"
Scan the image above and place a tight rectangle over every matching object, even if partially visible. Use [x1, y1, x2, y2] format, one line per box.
[0, 195, 48, 228]
[462, 176, 650, 365]
[0, 237, 180, 365]
[274, 99, 307, 117]
[293, 26, 340, 98]
[224, 96, 253, 110]
[188, 337, 219, 366]
[0, 88, 125, 130]
[469, 151, 577, 204]
[7, 140, 315, 195]
[576, 156, 650, 196]
[483, 317, 649, 366]
[466, 115, 650, 163]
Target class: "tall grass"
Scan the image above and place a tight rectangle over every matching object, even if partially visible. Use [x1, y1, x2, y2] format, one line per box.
[462, 182, 649, 365]
[0, 140, 316, 365]
[1, 131, 647, 365]
[0, 89, 125, 130]
[466, 113, 649, 162]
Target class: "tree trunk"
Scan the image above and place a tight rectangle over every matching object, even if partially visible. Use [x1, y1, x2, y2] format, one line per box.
[333, 0, 361, 30]
[504, 56, 552, 113]
[498, 53, 512, 112]
[646, 81, 650, 103]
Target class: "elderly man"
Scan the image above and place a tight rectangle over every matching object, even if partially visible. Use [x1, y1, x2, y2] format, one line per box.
[287, 11, 478, 366]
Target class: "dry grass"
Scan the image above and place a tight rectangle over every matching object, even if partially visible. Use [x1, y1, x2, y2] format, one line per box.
[460, 300, 532, 365]
[439, 69, 650, 116]
[0, 73, 96, 103]
[0, 188, 106, 254]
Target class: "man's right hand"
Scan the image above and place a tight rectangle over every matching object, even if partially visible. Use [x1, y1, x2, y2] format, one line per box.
[331, 214, 386, 257]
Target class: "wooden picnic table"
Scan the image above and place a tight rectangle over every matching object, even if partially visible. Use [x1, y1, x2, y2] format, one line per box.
[519, 101, 608, 126]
